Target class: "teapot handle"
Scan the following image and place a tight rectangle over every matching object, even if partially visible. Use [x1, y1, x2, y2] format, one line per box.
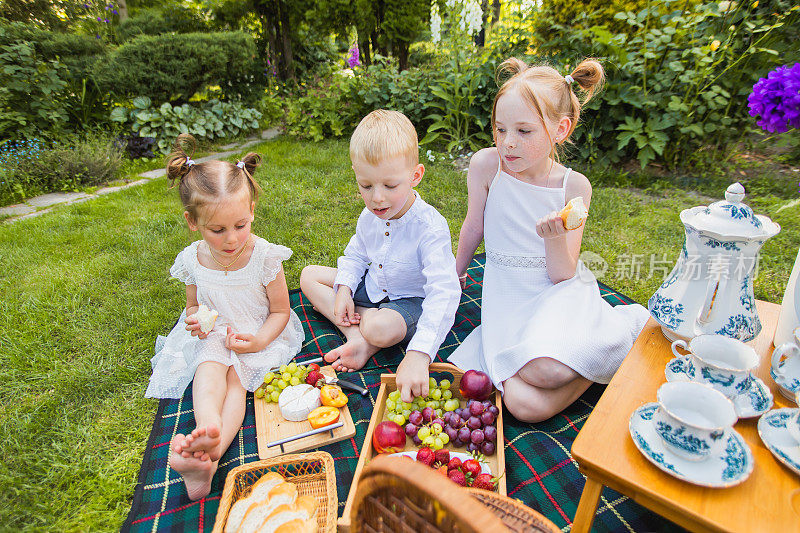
[696, 275, 726, 333]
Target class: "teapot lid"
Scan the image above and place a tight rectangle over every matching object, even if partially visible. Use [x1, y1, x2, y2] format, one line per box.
[680, 182, 779, 240]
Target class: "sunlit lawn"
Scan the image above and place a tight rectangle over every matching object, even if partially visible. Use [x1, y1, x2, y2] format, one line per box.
[0, 136, 797, 530]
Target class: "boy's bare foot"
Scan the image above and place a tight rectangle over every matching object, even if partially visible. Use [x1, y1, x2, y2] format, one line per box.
[324, 338, 374, 372]
[169, 441, 216, 501]
[180, 424, 222, 460]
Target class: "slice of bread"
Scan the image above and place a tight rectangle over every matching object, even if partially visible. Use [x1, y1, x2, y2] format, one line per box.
[249, 472, 285, 501]
[194, 304, 219, 333]
[559, 196, 589, 230]
[225, 472, 285, 533]
[237, 483, 298, 533]
[270, 518, 317, 533]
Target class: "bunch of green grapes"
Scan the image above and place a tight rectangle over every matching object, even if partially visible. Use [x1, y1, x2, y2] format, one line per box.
[254, 362, 310, 402]
[384, 377, 460, 427]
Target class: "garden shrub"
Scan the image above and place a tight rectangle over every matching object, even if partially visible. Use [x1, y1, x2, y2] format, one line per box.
[528, 0, 800, 168]
[0, 135, 124, 205]
[95, 32, 262, 105]
[0, 22, 110, 131]
[110, 97, 263, 153]
[0, 38, 69, 141]
[117, 7, 207, 42]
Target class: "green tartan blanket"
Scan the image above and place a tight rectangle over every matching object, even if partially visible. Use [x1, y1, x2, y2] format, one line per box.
[122, 254, 681, 532]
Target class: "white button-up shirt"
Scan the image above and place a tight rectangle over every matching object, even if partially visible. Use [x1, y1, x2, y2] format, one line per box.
[333, 192, 461, 360]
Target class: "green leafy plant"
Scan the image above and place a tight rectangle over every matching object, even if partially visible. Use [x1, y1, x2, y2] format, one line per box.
[95, 32, 261, 105]
[110, 98, 262, 153]
[0, 135, 123, 204]
[0, 39, 69, 141]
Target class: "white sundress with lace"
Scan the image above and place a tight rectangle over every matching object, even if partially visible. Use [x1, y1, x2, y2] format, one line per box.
[145, 237, 304, 399]
[449, 159, 650, 391]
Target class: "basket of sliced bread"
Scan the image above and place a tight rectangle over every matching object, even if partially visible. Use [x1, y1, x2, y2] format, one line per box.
[212, 451, 337, 533]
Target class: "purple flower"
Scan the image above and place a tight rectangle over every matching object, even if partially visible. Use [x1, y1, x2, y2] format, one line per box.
[97, 16, 102, 21]
[104, 18, 109, 22]
[112, 9, 117, 14]
[748, 63, 800, 133]
[83, 3, 90, 8]
[347, 44, 361, 68]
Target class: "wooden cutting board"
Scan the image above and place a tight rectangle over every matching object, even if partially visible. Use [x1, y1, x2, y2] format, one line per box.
[254, 365, 357, 459]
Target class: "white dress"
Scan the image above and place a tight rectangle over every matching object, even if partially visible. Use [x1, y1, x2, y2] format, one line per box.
[145, 237, 305, 398]
[449, 162, 649, 392]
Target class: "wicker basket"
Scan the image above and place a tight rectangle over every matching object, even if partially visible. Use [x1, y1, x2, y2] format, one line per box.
[350, 455, 508, 533]
[211, 451, 337, 533]
[467, 488, 560, 533]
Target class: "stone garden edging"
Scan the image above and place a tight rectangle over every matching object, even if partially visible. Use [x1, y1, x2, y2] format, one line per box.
[0, 128, 280, 224]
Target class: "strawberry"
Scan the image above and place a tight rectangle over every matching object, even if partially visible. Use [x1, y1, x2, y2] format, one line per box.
[307, 363, 321, 372]
[434, 448, 450, 466]
[305, 370, 325, 388]
[447, 457, 462, 472]
[447, 469, 467, 486]
[471, 473, 496, 491]
[415, 447, 435, 467]
[462, 458, 482, 478]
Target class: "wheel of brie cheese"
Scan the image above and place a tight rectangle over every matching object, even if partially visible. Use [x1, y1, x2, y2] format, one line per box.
[278, 384, 322, 421]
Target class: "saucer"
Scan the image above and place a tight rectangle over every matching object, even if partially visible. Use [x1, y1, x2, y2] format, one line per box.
[757, 408, 800, 476]
[665, 356, 773, 417]
[629, 403, 754, 487]
[769, 369, 800, 402]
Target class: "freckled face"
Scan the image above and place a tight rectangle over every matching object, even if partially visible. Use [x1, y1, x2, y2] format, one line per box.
[494, 88, 559, 176]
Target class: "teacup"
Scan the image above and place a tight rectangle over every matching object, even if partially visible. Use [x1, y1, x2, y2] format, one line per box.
[653, 382, 738, 461]
[671, 334, 759, 399]
[771, 327, 800, 401]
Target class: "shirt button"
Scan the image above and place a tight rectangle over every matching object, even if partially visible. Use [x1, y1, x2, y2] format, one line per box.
[386, 222, 390, 226]
[384, 231, 389, 236]
[383, 289, 387, 292]
[378, 264, 383, 268]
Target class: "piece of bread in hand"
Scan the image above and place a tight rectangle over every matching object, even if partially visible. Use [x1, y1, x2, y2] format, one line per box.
[194, 304, 219, 334]
[559, 196, 589, 230]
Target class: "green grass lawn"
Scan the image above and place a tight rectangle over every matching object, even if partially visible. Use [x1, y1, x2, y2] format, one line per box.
[0, 136, 797, 530]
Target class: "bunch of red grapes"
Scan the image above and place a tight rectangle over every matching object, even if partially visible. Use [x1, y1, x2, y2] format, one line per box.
[403, 400, 499, 455]
[448, 399, 499, 455]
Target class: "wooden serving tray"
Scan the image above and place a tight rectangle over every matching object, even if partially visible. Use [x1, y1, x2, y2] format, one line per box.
[339, 362, 507, 531]
[254, 365, 356, 459]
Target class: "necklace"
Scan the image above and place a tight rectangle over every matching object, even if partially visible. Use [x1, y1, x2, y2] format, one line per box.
[208, 236, 251, 275]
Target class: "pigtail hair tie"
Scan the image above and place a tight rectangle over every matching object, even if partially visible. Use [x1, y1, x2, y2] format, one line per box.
[564, 74, 575, 85]
[236, 161, 246, 169]
[185, 157, 195, 167]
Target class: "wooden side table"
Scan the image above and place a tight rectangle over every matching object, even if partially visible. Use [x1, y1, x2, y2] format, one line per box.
[571, 301, 800, 533]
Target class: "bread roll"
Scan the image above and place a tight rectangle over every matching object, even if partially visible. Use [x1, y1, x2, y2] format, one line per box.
[559, 196, 588, 230]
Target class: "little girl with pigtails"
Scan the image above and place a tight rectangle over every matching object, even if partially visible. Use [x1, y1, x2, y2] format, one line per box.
[450, 58, 649, 422]
[145, 133, 304, 500]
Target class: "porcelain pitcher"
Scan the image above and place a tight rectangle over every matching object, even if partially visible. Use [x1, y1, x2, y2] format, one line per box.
[648, 183, 781, 342]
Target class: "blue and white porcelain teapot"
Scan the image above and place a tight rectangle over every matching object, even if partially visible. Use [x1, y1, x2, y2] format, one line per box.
[649, 183, 780, 342]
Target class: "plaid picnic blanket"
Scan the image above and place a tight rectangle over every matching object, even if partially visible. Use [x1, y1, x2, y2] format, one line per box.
[122, 254, 682, 533]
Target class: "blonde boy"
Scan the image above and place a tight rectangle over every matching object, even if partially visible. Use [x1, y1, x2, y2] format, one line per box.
[300, 110, 461, 402]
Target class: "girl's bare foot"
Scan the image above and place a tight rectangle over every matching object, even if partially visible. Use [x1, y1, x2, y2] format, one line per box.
[180, 424, 222, 460]
[169, 440, 216, 501]
[324, 338, 374, 372]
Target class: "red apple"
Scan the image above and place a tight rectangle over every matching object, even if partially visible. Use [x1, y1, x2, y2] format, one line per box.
[459, 370, 493, 401]
[372, 421, 407, 454]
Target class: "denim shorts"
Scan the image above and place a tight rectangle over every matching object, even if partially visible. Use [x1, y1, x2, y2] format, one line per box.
[352, 275, 424, 343]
